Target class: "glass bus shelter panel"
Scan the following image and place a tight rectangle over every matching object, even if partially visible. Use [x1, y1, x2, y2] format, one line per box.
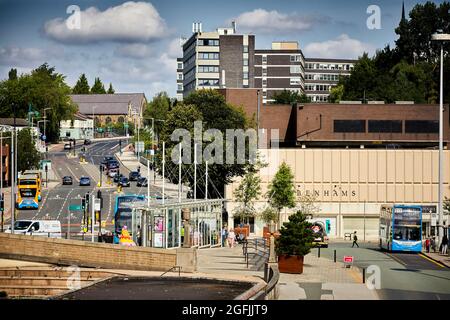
[167, 208, 181, 248]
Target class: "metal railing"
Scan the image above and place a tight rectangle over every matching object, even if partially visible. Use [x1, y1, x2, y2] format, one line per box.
[160, 266, 182, 277]
[242, 237, 269, 270]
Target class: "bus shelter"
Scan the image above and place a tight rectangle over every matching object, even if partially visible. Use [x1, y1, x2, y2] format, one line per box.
[131, 199, 224, 249]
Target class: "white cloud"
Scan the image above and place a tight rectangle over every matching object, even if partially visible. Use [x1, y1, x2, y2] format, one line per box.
[114, 44, 153, 59]
[230, 9, 328, 34]
[0, 46, 64, 67]
[303, 34, 375, 59]
[167, 38, 182, 59]
[44, 1, 169, 44]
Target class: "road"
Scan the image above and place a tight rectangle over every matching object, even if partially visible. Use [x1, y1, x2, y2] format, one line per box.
[313, 241, 450, 300]
[14, 139, 165, 237]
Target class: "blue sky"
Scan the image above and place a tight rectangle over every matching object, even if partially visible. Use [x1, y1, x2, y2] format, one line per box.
[0, 0, 444, 99]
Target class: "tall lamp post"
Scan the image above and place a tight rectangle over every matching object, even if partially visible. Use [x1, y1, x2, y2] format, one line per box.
[431, 32, 450, 248]
[92, 106, 97, 139]
[43, 108, 51, 140]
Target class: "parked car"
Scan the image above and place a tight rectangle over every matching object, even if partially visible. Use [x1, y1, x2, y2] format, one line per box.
[64, 143, 71, 150]
[119, 177, 130, 187]
[79, 176, 91, 186]
[62, 176, 73, 185]
[136, 177, 148, 187]
[84, 139, 91, 145]
[113, 173, 124, 183]
[129, 171, 140, 181]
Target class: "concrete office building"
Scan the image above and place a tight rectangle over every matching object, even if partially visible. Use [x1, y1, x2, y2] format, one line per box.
[255, 41, 305, 104]
[180, 22, 255, 98]
[176, 58, 184, 101]
[304, 58, 355, 103]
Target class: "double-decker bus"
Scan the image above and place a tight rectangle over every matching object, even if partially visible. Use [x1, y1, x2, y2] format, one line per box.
[16, 174, 40, 209]
[379, 205, 422, 252]
[23, 170, 42, 201]
[113, 194, 146, 243]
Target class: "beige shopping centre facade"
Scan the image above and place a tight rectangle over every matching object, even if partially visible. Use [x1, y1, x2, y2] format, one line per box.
[225, 148, 450, 240]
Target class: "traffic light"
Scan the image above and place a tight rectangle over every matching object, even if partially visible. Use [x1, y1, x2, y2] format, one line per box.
[81, 198, 86, 210]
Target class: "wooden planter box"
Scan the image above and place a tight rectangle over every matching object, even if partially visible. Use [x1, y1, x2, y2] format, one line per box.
[278, 255, 304, 274]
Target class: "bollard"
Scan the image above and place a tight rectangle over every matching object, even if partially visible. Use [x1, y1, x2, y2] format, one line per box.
[363, 268, 366, 284]
[48, 232, 50, 238]
[66, 232, 68, 239]
[318, 246, 321, 258]
[334, 249, 337, 263]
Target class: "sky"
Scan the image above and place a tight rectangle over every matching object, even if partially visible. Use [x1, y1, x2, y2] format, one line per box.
[0, 0, 445, 99]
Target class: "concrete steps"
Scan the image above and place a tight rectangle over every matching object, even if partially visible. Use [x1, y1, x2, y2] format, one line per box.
[0, 267, 118, 299]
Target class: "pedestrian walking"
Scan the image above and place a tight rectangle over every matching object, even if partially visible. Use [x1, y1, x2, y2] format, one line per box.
[136, 225, 142, 246]
[221, 226, 228, 247]
[180, 225, 185, 245]
[227, 228, 235, 248]
[441, 234, 448, 255]
[425, 237, 430, 253]
[352, 231, 359, 248]
[430, 237, 436, 253]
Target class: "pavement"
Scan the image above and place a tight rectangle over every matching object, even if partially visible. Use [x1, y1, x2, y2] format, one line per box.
[196, 243, 378, 300]
[421, 250, 450, 268]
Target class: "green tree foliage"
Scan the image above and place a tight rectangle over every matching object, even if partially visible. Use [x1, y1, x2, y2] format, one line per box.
[233, 170, 262, 223]
[90, 77, 106, 94]
[107, 83, 115, 94]
[271, 89, 311, 104]
[72, 74, 90, 94]
[339, 1, 450, 103]
[158, 89, 251, 198]
[329, 84, 344, 103]
[8, 68, 17, 81]
[17, 128, 41, 173]
[266, 162, 296, 226]
[144, 91, 171, 136]
[275, 210, 314, 256]
[0, 63, 77, 142]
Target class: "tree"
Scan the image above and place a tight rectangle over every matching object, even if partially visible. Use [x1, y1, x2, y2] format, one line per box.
[157, 89, 252, 198]
[0, 63, 77, 142]
[271, 89, 311, 104]
[90, 77, 106, 94]
[8, 68, 17, 81]
[329, 84, 344, 103]
[17, 128, 41, 173]
[233, 169, 262, 224]
[266, 162, 296, 227]
[144, 91, 171, 136]
[107, 83, 115, 94]
[275, 210, 314, 256]
[72, 74, 90, 94]
[298, 194, 321, 219]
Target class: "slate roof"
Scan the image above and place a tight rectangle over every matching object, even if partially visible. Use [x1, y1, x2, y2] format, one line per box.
[69, 93, 146, 115]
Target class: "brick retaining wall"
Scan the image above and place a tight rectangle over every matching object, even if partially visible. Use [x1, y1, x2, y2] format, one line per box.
[0, 233, 177, 271]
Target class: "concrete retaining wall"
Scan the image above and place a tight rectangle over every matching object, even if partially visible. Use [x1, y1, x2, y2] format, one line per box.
[0, 233, 179, 272]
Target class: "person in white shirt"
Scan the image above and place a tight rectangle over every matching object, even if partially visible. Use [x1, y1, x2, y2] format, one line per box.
[227, 228, 235, 248]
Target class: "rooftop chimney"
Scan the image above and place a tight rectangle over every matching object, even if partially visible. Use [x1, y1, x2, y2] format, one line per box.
[231, 21, 236, 33]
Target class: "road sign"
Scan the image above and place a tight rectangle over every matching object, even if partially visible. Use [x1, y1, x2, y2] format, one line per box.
[94, 198, 101, 211]
[69, 204, 82, 211]
[343, 256, 354, 268]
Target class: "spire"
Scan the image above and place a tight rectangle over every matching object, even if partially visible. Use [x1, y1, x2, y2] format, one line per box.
[401, 1, 406, 21]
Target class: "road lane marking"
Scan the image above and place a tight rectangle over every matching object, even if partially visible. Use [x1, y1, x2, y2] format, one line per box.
[110, 144, 119, 150]
[418, 253, 446, 268]
[57, 189, 74, 220]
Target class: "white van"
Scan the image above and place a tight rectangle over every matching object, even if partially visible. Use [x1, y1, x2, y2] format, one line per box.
[5, 220, 62, 238]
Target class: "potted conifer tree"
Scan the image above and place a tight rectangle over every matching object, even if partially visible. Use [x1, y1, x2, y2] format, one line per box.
[275, 210, 314, 274]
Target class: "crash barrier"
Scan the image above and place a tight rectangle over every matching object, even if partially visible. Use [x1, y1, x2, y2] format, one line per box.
[242, 238, 269, 270]
[0, 232, 196, 272]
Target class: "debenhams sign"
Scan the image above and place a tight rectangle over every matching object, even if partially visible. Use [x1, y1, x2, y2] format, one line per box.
[297, 186, 357, 198]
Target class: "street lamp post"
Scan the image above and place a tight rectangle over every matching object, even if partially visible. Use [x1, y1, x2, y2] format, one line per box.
[43, 108, 51, 141]
[431, 32, 450, 248]
[92, 106, 97, 139]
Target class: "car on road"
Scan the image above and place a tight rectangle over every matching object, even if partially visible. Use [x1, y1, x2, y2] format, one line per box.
[113, 173, 124, 183]
[108, 168, 119, 178]
[84, 139, 91, 145]
[101, 156, 115, 166]
[107, 160, 120, 170]
[136, 177, 148, 187]
[62, 176, 73, 185]
[64, 143, 71, 150]
[129, 171, 140, 181]
[79, 176, 91, 186]
[118, 177, 130, 187]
